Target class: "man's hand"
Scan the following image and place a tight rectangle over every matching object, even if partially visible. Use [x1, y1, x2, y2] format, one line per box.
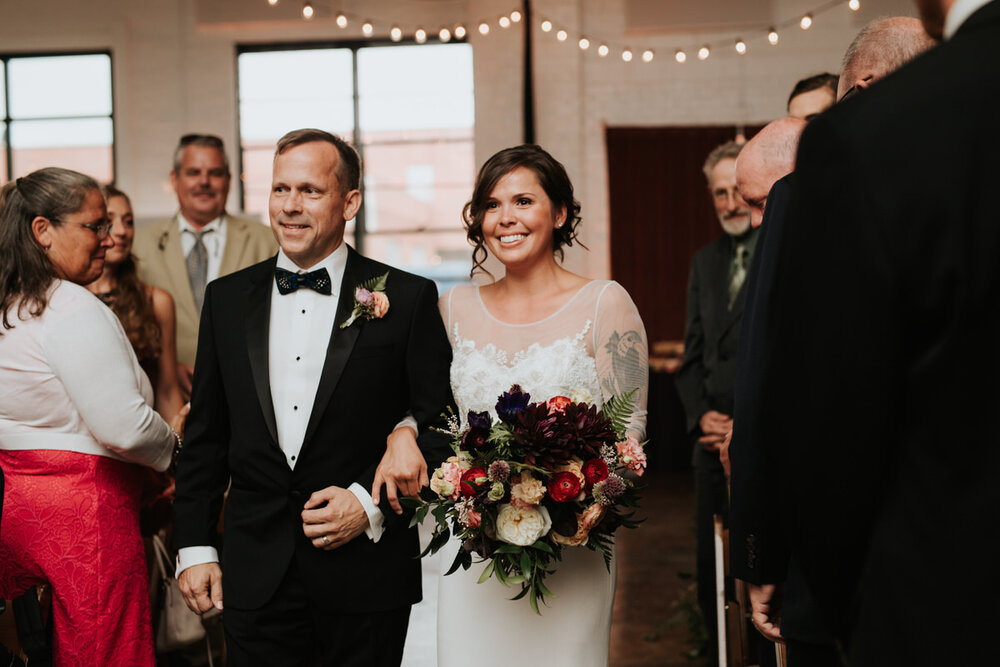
[749, 583, 785, 643]
[699, 410, 733, 452]
[177, 362, 194, 402]
[372, 426, 428, 514]
[302, 486, 368, 550]
[178, 562, 223, 614]
[719, 428, 733, 479]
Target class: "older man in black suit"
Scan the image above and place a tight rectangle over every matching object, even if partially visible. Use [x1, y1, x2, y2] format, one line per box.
[173, 128, 454, 666]
[747, 1, 1000, 663]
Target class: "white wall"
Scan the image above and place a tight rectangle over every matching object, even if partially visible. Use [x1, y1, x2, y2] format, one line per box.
[0, 0, 917, 278]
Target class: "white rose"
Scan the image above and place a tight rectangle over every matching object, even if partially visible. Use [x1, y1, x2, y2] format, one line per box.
[495, 504, 552, 546]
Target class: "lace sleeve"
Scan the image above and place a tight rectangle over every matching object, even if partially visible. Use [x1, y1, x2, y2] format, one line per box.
[593, 281, 648, 441]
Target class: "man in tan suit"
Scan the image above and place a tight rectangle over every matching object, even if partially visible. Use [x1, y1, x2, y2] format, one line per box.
[134, 134, 277, 397]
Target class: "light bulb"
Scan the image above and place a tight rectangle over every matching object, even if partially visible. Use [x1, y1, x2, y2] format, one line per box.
[674, 50, 686, 63]
[768, 29, 779, 45]
[336, 12, 348, 28]
[510, 10, 522, 23]
[556, 30, 567, 42]
[541, 20, 552, 33]
[478, 22, 490, 35]
[415, 27, 427, 43]
[622, 48, 633, 62]
[735, 39, 747, 55]
[302, 3, 314, 19]
[698, 46, 710, 60]
[642, 50, 654, 63]
[598, 43, 610, 57]
[499, 16, 511, 29]
[849, 0, 860, 10]
[390, 26, 402, 41]
[454, 24, 467, 39]
[267, 0, 278, 6]
[439, 27, 451, 42]
[800, 14, 813, 30]
[578, 37, 590, 50]
[362, 21, 373, 37]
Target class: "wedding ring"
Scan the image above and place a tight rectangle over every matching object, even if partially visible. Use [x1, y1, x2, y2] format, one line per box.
[321, 535, 331, 546]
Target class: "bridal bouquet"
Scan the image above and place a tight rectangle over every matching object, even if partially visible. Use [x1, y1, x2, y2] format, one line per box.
[405, 385, 646, 613]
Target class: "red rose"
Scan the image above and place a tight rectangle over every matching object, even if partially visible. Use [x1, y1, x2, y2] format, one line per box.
[547, 471, 582, 502]
[547, 396, 572, 414]
[582, 458, 609, 491]
[460, 467, 488, 497]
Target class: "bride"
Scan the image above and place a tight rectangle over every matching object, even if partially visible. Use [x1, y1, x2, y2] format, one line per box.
[377, 145, 648, 665]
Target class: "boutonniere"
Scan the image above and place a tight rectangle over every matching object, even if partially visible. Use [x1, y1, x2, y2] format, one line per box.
[340, 271, 390, 329]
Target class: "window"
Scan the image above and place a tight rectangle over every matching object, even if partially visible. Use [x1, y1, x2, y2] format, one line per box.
[1, 52, 115, 183]
[237, 41, 475, 287]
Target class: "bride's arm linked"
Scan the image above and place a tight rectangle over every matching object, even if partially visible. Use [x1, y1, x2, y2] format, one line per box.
[594, 282, 649, 441]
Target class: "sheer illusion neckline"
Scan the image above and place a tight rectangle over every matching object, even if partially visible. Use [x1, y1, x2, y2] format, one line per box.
[474, 280, 598, 328]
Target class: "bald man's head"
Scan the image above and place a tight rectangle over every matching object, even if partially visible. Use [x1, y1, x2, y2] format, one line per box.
[838, 17, 937, 100]
[736, 118, 807, 228]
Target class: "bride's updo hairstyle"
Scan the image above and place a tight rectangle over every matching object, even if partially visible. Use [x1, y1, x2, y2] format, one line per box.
[463, 144, 583, 277]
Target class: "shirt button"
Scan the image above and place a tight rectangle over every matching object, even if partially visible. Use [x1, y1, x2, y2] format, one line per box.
[291, 455, 296, 461]
[293, 405, 298, 411]
[296, 356, 301, 361]
[301, 309, 306, 314]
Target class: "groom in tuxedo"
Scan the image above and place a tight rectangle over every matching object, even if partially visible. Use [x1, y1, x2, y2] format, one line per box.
[173, 128, 454, 666]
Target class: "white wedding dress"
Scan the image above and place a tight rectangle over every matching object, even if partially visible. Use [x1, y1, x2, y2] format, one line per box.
[435, 280, 648, 666]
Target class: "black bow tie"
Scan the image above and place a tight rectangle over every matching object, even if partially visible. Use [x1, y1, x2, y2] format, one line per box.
[275, 266, 332, 295]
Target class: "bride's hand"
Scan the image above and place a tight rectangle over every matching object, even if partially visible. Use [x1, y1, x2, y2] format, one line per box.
[169, 402, 191, 438]
[372, 425, 428, 515]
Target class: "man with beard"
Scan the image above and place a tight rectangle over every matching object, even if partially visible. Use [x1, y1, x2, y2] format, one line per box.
[675, 140, 755, 664]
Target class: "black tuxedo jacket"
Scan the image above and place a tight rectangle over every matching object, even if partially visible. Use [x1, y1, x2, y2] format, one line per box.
[675, 232, 753, 465]
[173, 247, 455, 612]
[756, 3, 1000, 663]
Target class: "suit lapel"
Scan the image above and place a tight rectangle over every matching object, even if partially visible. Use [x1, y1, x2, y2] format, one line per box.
[301, 247, 365, 449]
[245, 257, 280, 446]
[220, 215, 249, 276]
[162, 218, 199, 322]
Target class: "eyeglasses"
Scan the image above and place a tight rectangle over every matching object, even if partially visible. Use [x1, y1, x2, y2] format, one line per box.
[78, 221, 114, 238]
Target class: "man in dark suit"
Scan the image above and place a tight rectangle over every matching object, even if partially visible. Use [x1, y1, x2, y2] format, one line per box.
[173, 128, 454, 666]
[748, 1, 1000, 663]
[675, 140, 756, 663]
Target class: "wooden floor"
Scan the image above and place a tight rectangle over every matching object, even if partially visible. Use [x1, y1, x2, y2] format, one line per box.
[611, 469, 708, 667]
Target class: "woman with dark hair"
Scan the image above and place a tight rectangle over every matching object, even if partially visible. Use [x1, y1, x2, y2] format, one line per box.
[377, 145, 649, 664]
[87, 185, 184, 422]
[0, 168, 181, 666]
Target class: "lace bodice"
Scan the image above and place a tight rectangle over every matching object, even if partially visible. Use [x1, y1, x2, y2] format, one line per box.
[440, 280, 648, 438]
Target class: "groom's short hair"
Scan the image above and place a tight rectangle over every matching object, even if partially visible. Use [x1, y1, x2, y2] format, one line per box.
[274, 128, 361, 194]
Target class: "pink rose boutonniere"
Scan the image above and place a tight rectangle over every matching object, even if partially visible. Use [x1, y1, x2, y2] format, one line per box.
[340, 271, 390, 329]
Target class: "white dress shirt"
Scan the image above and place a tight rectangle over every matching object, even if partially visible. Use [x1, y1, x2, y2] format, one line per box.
[176, 243, 399, 576]
[178, 214, 227, 283]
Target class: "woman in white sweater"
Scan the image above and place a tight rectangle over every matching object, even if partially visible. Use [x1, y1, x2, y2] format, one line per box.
[0, 167, 181, 666]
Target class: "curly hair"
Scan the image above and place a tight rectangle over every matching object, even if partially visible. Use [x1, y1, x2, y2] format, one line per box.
[0, 167, 99, 333]
[463, 145, 584, 278]
[100, 185, 161, 361]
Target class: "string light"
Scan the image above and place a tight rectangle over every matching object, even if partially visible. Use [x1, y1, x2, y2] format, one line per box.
[848, 0, 860, 10]
[674, 50, 686, 63]
[499, 15, 511, 28]
[478, 22, 490, 35]
[362, 21, 374, 37]
[556, 29, 568, 41]
[540, 20, 552, 33]
[302, 3, 314, 19]
[415, 27, 427, 43]
[454, 24, 467, 39]
[578, 37, 590, 50]
[439, 27, 451, 42]
[642, 50, 654, 63]
[510, 10, 522, 23]
[768, 28, 779, 45]
[622, 48, 633, 62]
[735, 39, 747, 55]
[698, 45, 710, 60]
[598, 43, 610, 57]
[390, 25, 403, 41]
[267, 0, 278, 6]
[800, 14, 813, 29]
[335, 12, 347, 28]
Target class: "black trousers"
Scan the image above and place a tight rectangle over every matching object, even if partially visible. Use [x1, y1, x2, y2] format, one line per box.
[694, 455, 729, 665]
[224, 559, 411, 667]
[786, 639, 843, 667]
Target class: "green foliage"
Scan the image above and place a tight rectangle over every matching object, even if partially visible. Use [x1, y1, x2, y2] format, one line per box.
[602, 388, 638, 439]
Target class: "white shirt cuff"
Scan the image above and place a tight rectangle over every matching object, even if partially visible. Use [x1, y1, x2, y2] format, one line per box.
[176, 546, 219, 578]
[348, 482, 385, 543]
[394, 415, 418, 436]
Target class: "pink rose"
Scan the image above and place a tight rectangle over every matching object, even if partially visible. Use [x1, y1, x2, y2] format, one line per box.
[547, 395, 571, 414]
[617, 436, 647, 475]
[466, 508, 482, 529]
[372, 291, 389, 318]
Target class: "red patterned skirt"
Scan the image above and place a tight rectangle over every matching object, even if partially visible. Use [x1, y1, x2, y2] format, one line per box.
[0, 449, 156, 666]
